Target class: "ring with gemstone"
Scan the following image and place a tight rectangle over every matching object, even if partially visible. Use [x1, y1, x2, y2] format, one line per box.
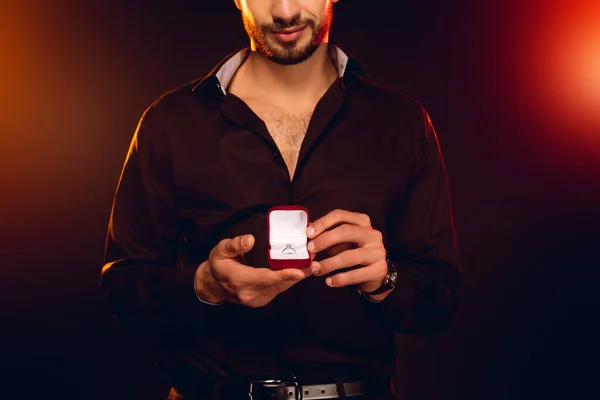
[282, 244, 297, 255]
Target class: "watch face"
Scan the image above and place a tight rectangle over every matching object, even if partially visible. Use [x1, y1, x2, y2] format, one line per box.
[387, 259, 398, 285]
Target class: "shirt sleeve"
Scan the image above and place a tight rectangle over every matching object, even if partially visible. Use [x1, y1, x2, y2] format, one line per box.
[379, 105, 462, 337]
[99, 102, 219, 338]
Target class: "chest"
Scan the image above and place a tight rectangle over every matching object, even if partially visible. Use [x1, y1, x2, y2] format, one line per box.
[172, 102, 407, 265]
[263, 111, 311, 157]
[246, 99, 315, 178]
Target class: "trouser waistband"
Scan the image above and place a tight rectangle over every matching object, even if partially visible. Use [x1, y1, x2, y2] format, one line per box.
[171, 375, 394, 400]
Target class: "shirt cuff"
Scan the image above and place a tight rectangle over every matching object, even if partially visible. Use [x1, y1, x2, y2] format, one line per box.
[382, 267, 418, 309]
[168, 266, 224, 318]
[193, 266, 225, 306]
[374, 267, 420, 331]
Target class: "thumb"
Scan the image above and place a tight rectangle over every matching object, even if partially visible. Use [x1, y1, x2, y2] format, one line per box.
[215, 234, 255, 259]
[277, 268, 307, 281]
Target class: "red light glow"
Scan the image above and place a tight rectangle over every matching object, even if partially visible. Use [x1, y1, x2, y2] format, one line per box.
[516, 0, 600, 139]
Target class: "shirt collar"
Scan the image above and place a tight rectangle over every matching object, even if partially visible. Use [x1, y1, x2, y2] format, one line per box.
[193, 44, 367, 95]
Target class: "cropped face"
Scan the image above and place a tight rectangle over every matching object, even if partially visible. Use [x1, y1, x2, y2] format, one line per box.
[236, 0, 338, 65]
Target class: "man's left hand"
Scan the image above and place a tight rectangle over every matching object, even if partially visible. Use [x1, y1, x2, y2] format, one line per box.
[306, 209, 391, 299]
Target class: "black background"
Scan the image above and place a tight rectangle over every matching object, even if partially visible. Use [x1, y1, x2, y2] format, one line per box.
[1, 1, 598, 399]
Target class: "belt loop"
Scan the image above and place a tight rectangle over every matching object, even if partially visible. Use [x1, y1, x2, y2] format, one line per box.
[334, 377, 347, 400]
[211, 378, 224, 400]
[291, 373, 302, 400]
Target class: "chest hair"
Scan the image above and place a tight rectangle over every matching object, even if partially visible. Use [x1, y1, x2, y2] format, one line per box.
[256, 109, 313, 179]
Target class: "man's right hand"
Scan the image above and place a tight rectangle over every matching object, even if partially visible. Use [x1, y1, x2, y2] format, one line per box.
[194, 234, 316, 307]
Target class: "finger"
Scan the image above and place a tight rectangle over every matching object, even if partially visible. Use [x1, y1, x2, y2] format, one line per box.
[214, 234, 255, 259]
[307, 209, 371, 239]
[272, 267, 312, 281]
[270, 263, 318, 282]
[271, 262, 320, 293]
[325, 262, 387, 289]
[326, 243, 354, 258]
[309, 225, 381, 254]
[240, 264, 314, 287]
[315, 247, 385, 276]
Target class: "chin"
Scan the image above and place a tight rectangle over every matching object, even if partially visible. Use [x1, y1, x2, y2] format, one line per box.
[264, 40, 321, 66]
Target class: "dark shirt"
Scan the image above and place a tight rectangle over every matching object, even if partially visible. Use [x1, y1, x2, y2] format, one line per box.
[100, 45, 461, 387]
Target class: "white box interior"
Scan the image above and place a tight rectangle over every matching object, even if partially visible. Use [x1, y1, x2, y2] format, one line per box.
[269, 209, 309, 260]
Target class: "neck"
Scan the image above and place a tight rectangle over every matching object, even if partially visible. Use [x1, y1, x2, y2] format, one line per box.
[245, 43, 338, 100]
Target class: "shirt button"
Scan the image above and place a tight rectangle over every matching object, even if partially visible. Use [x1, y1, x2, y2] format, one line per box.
[273, 150, 280, 159]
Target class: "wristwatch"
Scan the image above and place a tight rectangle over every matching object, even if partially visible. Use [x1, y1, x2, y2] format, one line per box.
[362, 258, 398, 296]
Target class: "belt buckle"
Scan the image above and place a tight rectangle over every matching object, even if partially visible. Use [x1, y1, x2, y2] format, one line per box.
[248, 377, 301, 400]
[248, 379, 282, 400]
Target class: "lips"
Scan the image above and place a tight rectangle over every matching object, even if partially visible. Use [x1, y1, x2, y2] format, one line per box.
[271, 26, 305, 35]
[270, 25, 307, 42]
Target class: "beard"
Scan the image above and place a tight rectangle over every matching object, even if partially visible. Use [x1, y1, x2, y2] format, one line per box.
[242, 5, 333, 65]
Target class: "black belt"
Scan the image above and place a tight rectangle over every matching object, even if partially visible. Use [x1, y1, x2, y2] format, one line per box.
[174, 375, 391, 400]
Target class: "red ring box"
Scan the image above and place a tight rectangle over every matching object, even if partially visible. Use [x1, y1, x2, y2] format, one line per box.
[267, 205, 311, 269]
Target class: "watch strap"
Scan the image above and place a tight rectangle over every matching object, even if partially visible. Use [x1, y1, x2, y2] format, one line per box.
[362, 258, 397, 295]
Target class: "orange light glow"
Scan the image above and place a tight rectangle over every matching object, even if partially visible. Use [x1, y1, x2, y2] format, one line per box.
[514, 0, 600, 141]
[540, 7, 599, 124]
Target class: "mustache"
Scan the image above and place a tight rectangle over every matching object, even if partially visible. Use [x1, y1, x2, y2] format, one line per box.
[263, 17, 314, 32]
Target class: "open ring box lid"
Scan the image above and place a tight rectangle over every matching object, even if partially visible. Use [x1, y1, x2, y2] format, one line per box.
[267, 205, 311, 269]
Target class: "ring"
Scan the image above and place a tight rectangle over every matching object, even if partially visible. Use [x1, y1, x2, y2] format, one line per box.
[282, 244, 297, 255]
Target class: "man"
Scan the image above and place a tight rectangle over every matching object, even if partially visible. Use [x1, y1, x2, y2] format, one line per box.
[100, 1, 461, 399]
